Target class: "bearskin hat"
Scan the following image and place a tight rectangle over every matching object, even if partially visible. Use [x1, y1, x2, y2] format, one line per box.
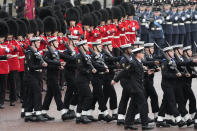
[6, 19, 18, 36]
[43, 16, 57, 33]
[111, 6, 122, 20]
[16, 20, 27, 37]
[38, 7, 54, 20]
[64, 1, 73, 9]
[29, 19, 38, 35]
[92, 0, 101, 10]
[99, 9, 109, 22]
[20, 18, 31, 34]
[94, 11, 102, 24]
[0, 21, 9, 38]
[82, 14, 93, 26]
[129, 4, 135, 16]
[66, 7, 80, 25]
[74, 6, 82, 20]
[118, 5, 126, 18]
[53, 5, 61, 12]
[106, 8, 113, 20]
[122, 2, 131, 16]
[91, 13, 99, 27]
[54, 16, 61, 32]
[36, 18, 44, 34]
[55, 11, 66, 33]
[87, 4, 95, 12]
[0, 11, 9, 19]
[74, 0, 81, 6]
[80, 5, 90, 15]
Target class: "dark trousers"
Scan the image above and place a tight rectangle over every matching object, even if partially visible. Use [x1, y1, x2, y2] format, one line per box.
[183, 80, 196, 114]
[191, 31, 197, 53]
[165, 34, 172, 45]
[144, 76, 159, 113]
[25, 72, 42, 112]
[76, 74, 92, 113]
[0, 74, 7, 104]
[179, 34, 185, 45]
[64, 70, 78, 109]
[158, 85, 180, 117]
[22, 73, 29, 109]
[91, 74, 107, 112]
[103, 73, 117, 110]
[42, 71, 64, 111]
[184, 32, 191, 47]
[141, 33, 149, 43]
[118, 80, 130, 115]
[125, 91, 148, 126]
[112, 48, 120, 57]
[8, 70, 17, 102]
[151, 38, 164, 56]
[19, 72, 24, 101]
[172, 34, 179, 45]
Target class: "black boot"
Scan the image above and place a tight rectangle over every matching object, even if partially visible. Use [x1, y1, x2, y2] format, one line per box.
[104, 114, 113, 122]
[165, 119, 177, 126]
[142, 124, 154, 130]
[10, 102, 15, 106]
[80, 115, 91, 124]
[62, 113, 70, 121]
[24, 115, 36, 122]
[98, 114, 105, 121]
[76, 117, 81, 124]
[156, 121, 170, 128]
[134, 118, 141, 124]
[124, 124, 138, 130]
[67, 110, 76, 119]
[21, 112, 25, 118]
[194, 122, 197, 129]
[112, 114, 118, 120]
[117, 119, 125, 125]
[177, 120, 186, 128]
[186, 119, 194, 126]
[148, 117, 154, 123]
[87, 115, 98, 122]
[35, 115, 48, 122]
[43, 114, 55, 121]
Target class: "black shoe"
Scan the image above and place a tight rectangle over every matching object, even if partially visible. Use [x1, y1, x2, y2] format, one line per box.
[186, 119, 194, 127]
[112, 114, 118, 120]
[76, 117, 81, 124]
[104, 114, 113, 122]
[117, 119, 125, 125]
[35, 115, 48, 122]
[24, 115, 36, 122]
[142, 124, 154, 130]
[43, 114, 55, 121]
[156, 121, 170, 128]
[194, 123, 197, 129]
[165, 119, 177, 126]
[177, 120, 186, 128]
[87, 115, 98, 122]
[148, 117, 154, 123]
[62, 113, 70, 121]
[98, 114, 105, 121]
[80, 115, 91, 124]
[10, 102, 15, 106]
[67, 110, 76, 119]
[124, 124, 138, 130]
[0, 104, 5, 109]
[134, 118, 141, 124]
[21, 112, 25, 118]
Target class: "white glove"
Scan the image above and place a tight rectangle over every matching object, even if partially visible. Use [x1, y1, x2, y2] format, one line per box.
[122, 28, 125, 31]
[175, 16, 178, 21]
[132, 27, 136, 31]
[142, 19, 146, 23]
[156, 19, 162, 24]
[195, 15, 197, 19]
[166, 16, 170, 20]
[73, 30, 79, 35]
[145, 23, 149, 28]
[107, 30, 110, 34]
[186, 14, 190, 18]
[182, 17, 186, 21]
[5, 48, 10, 53]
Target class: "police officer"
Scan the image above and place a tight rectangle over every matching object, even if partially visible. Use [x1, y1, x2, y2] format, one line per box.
[190, 2, 197, 53]
[172, 3, 180, 45]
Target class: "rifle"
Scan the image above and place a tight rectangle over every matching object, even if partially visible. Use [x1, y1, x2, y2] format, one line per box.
[154, 41, 181, 74]
[28, 45, 45, 64]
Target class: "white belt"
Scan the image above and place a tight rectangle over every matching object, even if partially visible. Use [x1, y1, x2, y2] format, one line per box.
[18, 56, 25, 59]
[192, 21, 197, 24]
[114, 36, 120, 39]
[141, 23, 147, 26]
[108, 36, 113, 38]
[120, 34, 125, 36]
[0, 60, 7, 62]
[185, 21, 191, 24]
[151, 28, 162, 30]
[87, 42, 92, 44]
[103, 41, 112, 45]
[58, 50, 64, 53]
[102, 37, 108, 40]
[179, 23, 184, 25]
[173, 23, 178, 26]
[9, 55, 17, 58]
[166, 22, 172, 24]
[125, 32, 135, 35]
[35, 69, 42, 72]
